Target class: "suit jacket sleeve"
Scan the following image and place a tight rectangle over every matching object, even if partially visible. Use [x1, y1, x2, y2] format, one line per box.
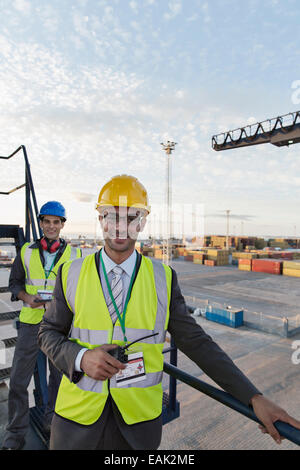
[9, 251, 26, 301]
[38, 264, 83, 383]
[168, 269, 261, 406]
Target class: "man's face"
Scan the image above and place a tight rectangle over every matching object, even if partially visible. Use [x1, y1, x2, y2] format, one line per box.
[99, 206, 146, 253]
[39, 215, 65, 241]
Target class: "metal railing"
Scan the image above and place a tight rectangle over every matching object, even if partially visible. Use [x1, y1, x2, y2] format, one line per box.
[0, 145, 49, 422]
[163, 362, 300, 447]
[184, 294, 300, 338]
[0, 145, 42, 241]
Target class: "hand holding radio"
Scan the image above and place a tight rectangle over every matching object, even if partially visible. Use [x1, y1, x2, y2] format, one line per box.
[24, 293, 46, 308]
[107, 332, 159, 363]
[80, 333, 159, 381]
[80, 344, 126, 381]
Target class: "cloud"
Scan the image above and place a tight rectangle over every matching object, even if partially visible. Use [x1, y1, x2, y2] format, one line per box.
[129, 1, 138, 13]
[0, 38, 152, 203]
[164, 0, 182, 20]
[186, 14, 199, 22]
[175, 90, 186, 99]
[13, 0, 31, 15]
[72, 192, 95, 202]
[1, 0, 300, 237]
[201, 1, 211, 23]
[72, 11, 90, 39]
[207, 213, 256, 221]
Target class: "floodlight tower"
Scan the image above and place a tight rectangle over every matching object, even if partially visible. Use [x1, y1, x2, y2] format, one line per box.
[225, 209, 230, 250]
[161, 141, 177, 265]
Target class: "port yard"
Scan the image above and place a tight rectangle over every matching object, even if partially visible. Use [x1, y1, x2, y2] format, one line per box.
[172, 259, 300, 337]
[138, 241, 300, 337]
[159, 258, 300, 450]
[160, 314, 300, 450]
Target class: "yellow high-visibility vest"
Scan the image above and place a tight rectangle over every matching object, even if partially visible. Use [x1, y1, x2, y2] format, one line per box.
[55, 251, 172, 425]
[19, 242, 81, 324]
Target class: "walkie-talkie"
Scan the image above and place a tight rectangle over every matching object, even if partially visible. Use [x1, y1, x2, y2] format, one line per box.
[108, 332, 159, 363]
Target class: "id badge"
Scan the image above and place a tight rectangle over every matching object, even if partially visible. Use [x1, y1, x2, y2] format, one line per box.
[116, 351, 146, 387]
[37, 289, 53, 301]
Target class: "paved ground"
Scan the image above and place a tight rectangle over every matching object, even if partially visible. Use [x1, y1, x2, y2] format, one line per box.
[172, 259, 300, 335]
[160, 316, 300, 450]
[173, 260, 300, 318]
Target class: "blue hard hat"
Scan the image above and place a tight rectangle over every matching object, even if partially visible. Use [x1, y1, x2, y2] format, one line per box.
[39, 201, 67, 221]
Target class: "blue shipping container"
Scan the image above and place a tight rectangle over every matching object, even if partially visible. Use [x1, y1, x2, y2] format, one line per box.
[205, 307, 243, 328]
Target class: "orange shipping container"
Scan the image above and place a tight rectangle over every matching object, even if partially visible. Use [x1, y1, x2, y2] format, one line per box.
[204, 260, 216, 266]
[252, 259, 283, 275]
[193, 252, 205, 259]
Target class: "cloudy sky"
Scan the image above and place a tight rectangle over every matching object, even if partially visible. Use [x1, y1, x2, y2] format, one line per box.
[1, 0, 300, 239]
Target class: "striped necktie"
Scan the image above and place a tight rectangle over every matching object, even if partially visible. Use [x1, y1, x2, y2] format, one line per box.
[107, 266, 123, 324]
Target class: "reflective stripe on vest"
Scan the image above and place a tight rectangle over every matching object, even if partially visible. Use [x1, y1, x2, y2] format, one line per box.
[55, 252, 172, 425]
[19, 243, 81, 324]
[68, 258, 168, 347]
[75, 370, 163, 395]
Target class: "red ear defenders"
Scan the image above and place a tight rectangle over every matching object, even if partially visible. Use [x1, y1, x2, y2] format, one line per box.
[40, 237, 60, 253]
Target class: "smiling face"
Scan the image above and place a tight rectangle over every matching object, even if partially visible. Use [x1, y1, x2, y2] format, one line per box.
[99, 206, 147, 255]
[39, 215, 65, 241]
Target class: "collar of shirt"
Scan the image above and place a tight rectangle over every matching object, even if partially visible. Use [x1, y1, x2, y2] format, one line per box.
[43, 250, 57, 272]
[101, 247, 137, 278]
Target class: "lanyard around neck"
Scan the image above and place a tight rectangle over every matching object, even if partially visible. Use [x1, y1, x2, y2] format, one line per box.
[44, 252, 58, 288]
[100, 249, 137, 343]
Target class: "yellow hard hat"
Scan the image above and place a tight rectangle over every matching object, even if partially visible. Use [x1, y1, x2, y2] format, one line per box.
[96, 175, 151, 214]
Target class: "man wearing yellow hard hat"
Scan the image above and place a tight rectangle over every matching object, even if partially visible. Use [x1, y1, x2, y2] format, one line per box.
[39, 175, 300, 450]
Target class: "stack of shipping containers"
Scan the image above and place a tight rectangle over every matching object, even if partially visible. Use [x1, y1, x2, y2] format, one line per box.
[282, 260, 300, 278]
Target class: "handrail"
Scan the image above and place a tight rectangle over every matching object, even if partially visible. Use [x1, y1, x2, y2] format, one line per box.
[163, 362, 300, 447]
[0, 145, 42, 240]
[0, 145, 23, 160]
[0, 183, 26, 195]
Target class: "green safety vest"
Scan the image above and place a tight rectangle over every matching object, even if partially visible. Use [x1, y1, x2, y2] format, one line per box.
[55, 251, 172, 425]
[20, 242, 81, 324]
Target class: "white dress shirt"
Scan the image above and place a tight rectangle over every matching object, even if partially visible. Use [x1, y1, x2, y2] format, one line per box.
[74, 248, 137, 371]
[43, 250, 58, 279]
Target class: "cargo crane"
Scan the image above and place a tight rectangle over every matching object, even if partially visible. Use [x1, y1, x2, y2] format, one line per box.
[211, 110, 300, 243]
[1, 145, 299, 449]
[212, 110, 300, 151]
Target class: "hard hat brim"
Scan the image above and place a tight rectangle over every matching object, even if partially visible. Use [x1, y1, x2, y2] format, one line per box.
[96, 203, 151, 214]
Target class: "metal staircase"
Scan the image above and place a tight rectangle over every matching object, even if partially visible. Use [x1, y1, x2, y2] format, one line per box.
[0, 146, 42, 381]
[0, 145, 49, 448]
[0, 224, 25, 383]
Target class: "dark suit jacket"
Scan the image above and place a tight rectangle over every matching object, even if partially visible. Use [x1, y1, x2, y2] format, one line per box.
[38, 250, 261, 449]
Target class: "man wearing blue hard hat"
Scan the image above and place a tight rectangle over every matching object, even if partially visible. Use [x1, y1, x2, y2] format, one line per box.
[2, 201, 81, 450]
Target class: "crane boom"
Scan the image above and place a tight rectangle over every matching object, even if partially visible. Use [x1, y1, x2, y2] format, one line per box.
[212, 110, 300, 151]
